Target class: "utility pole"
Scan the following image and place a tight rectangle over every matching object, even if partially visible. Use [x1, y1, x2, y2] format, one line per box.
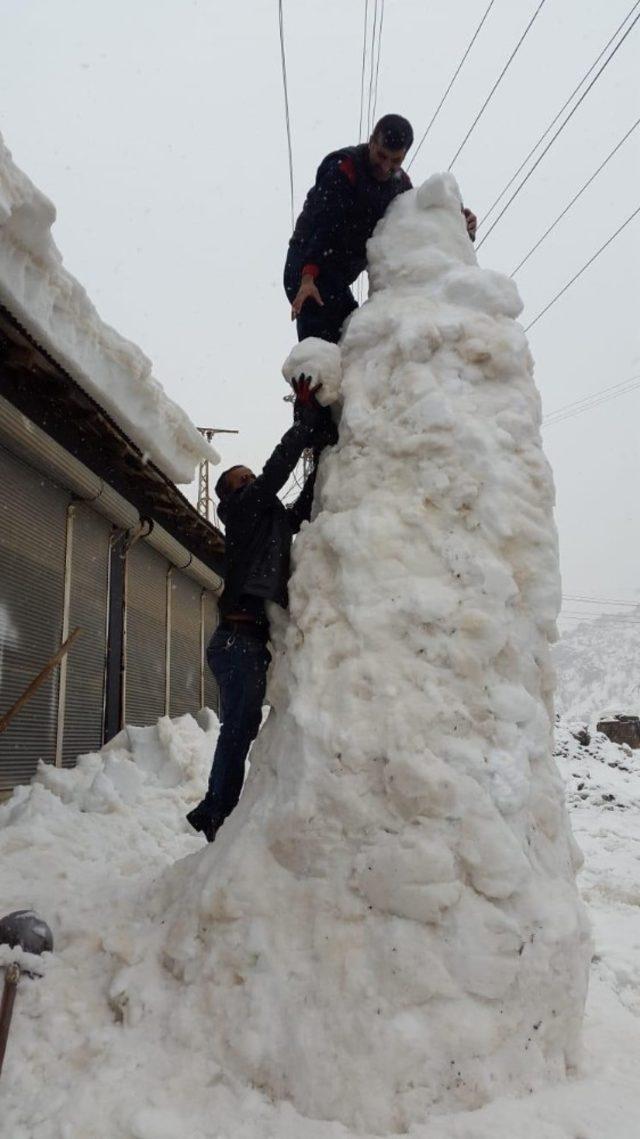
[197, 426, 238, 522]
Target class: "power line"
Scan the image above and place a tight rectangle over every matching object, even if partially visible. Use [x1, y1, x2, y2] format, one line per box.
[358, 0, 370, 140]
[477, 1, 640, 231]
[357, 0, 371, 302]
[476, 8, 640, 249]
[525, 203, 640, 332]
[370, 0, 385, 130]
[545, 374, 640, 420]
[448, 0, 548, 171]
[278, 0, 295, 231]
[511, 115, 640, 276]
[564, 595, 639, 607]
[366, 0, 380, 137]
[543, 374, 640, 426]
[560, 614, 640, 625]
[355, 0, 384, 302]
[408, 0, 496, 172]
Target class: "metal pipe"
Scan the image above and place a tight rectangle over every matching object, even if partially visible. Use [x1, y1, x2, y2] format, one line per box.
[165, 566, 174, 716]
[103, 530, 127, 741]
[121, 521, 151, 727]
[200, 589, 206, 708]
[55, 502, 76, 766]
[0, 394, 222, 593]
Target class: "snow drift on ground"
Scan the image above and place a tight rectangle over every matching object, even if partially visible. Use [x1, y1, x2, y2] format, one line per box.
[0, 130, 217, 483]
[95, 171, 590, 1133]
[553, 608, 640, 723]
[1, 717, 639, 1138]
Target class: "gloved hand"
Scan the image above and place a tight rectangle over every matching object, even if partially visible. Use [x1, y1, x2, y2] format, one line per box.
[292, 373, 323, 431]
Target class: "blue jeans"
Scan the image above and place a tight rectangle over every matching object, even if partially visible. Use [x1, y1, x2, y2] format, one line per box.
[204, 624, 271, 821]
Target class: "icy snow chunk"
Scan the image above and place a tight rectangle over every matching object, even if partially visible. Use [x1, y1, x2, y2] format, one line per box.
[282, 337, 342, 405]
[416, 170, 463, 211]
[353, 830, 461, 923]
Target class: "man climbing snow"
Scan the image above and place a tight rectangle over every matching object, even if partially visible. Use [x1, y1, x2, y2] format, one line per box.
[187, 380, 336, 843]
[284, 113, 477, 344]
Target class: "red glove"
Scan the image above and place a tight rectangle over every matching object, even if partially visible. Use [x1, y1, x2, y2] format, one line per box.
[291, 373, 321, 405]
[292, 373, 323, 427]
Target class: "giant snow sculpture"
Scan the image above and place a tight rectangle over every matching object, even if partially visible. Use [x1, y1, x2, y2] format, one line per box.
[160, 174, 590, 1132]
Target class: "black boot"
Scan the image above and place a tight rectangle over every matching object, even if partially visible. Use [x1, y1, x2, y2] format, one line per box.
[186, 800, 224, 843]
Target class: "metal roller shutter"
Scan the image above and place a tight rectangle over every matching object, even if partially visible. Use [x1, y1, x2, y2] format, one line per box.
[202, 590, 219, 714]
[0, 443, 67, 789]
[124, 540, 167, 726]
[169, 571, 201, 718]
[61, 504, 111, 765]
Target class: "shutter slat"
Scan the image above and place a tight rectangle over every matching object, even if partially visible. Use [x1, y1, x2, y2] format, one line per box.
[202, 591, 220, 715]
[62, 505, 111, 764]
[125, 541, 167, 725]
[0, 443, 67, 789]
[169, 572, 201, 718]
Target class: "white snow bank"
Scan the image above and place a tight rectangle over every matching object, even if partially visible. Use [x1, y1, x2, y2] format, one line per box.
[0, 722, 638, 1138]
[0, 131, 218, 483]
[112, 172, 589, 1132]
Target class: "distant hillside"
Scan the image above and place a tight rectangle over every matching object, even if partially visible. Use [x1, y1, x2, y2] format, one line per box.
[553, 609, 640, 723]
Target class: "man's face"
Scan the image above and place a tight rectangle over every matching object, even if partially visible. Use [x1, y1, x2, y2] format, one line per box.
[368, 134, 407, 182]
[225, 466, 255, 494]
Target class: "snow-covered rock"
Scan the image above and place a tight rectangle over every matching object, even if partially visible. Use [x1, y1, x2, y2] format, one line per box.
[0, 130, 217, 483]
[140, 173, 590, 1131]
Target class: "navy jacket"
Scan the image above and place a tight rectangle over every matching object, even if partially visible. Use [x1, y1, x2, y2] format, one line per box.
[218, 421, 317, 618]
[290, 144, 412, 285]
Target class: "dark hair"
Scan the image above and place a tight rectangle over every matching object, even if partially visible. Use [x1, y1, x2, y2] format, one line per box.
[372, 114, 414, 152]
[215, 464, 243, 501]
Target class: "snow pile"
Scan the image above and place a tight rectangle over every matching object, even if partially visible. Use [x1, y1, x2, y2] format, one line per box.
[553, 610, 640, 722]
[1, 709, 216, 840]
[1, 719, 640, 1137]
[0, 130, 218, 483]
[120, 172, 590, 1132]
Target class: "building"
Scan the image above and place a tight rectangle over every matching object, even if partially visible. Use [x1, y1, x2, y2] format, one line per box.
[0, 132, 225, 793]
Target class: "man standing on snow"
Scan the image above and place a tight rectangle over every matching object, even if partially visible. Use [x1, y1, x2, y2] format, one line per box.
[187, 380, 336, 843]
[284, 113, 477, 345]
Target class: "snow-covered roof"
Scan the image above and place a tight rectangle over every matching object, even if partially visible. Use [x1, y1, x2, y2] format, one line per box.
[0, 131, 218, 484]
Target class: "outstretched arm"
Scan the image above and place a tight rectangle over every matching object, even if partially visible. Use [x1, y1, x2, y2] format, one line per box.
[291, 160, 355, 319]
[248, 421, 316, 503]
[287, 462, 318, 534]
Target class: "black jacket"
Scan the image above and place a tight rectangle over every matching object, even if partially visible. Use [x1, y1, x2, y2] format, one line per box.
[218, 421, 318, 617]
[290, 144, 412, 284]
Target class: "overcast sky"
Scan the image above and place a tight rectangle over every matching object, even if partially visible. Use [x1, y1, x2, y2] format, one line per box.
[2, 0, 639, 627]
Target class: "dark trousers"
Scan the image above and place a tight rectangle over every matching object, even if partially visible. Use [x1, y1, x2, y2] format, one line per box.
[284, 247, 359, 344]
[204, 624, 271, 821]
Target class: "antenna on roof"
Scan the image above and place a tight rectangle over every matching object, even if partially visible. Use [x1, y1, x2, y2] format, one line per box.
[197, 426, 238, 523]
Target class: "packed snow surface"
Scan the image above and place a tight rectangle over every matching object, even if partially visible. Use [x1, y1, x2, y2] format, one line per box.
[1, 717, 639, 1138]
[0, 171, 598, 1135]
[97, 171, 587, 1132]
[282, 337, 343, 405]
[0, 130, 217, 483]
